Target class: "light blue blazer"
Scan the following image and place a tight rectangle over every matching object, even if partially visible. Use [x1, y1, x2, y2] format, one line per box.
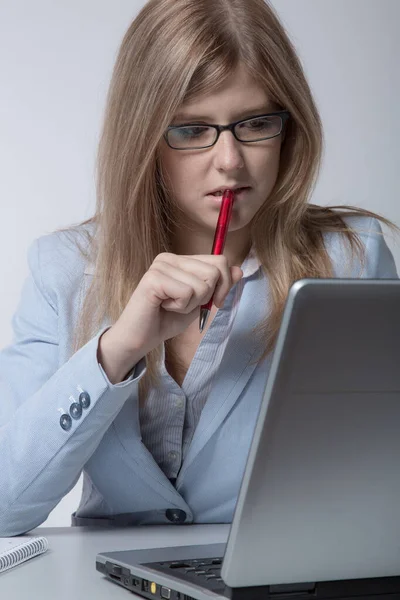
[0, 215, 397, 536]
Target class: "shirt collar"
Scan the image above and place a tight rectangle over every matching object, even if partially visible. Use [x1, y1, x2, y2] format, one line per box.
[240, 245, 262, 278]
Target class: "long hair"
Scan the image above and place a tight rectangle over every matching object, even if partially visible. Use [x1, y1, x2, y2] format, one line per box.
[64, 0, 397, 399]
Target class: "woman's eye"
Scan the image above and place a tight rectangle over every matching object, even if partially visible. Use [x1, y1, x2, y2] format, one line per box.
[244, 118, 271, 130]
[178, 127, 206, 138]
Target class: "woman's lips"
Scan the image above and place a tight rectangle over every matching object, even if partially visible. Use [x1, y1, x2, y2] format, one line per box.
[208, 187, 251, 198]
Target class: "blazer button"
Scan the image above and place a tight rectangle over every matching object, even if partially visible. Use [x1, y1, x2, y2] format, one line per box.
[165, 509, 187, 523]
[70, 402, 83, 420]
[79, 391, 91, 409]
[59, 414, 72, 431]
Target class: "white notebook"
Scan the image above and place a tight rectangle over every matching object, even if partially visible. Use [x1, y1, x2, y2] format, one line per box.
[0, 536, 49, 574]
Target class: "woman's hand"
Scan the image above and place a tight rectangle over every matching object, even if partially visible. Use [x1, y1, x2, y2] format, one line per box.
[97, 253, 243, 383]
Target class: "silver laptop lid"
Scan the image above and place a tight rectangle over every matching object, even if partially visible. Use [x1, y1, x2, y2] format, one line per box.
[222, 279, 400, 588]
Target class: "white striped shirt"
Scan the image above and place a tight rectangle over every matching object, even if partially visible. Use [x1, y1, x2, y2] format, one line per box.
[139, 248, 261, 479]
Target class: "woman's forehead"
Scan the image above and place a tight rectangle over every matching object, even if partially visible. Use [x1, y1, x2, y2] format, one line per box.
[175, 63, 275, 118]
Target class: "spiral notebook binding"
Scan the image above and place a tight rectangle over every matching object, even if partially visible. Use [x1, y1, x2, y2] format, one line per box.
[0, 537, 48, 573]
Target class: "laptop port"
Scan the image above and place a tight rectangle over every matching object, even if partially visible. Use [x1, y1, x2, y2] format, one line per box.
[161, 587, 171, 599]
[142, 579, 150, 592]
[110, 564, 122, 579]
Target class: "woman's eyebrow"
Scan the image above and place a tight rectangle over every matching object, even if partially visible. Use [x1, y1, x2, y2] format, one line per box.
[174, 106, 273, 122]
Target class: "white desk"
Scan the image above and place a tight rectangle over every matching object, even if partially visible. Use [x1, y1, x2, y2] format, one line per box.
[0, 525, 229, 600]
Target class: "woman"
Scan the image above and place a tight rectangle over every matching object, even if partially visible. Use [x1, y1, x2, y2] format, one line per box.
[0, 0, 397, 536]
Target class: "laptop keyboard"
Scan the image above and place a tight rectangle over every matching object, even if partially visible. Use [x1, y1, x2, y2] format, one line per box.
[143, 557, 227, 594]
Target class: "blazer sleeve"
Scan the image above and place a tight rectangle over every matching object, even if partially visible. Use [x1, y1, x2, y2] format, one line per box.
[0, 238, 146, 536]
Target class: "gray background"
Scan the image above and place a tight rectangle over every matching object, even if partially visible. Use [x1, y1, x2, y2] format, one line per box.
[0, 0, 398, 527]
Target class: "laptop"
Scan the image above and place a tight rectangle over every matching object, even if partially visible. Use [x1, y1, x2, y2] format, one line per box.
[96, 278, 400, 600]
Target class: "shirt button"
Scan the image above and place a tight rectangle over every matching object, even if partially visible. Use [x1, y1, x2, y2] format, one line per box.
[174, 398, 184, 409]
[59, 414, 72, 431]
[168, 451, 179, 461]
[79, 391, 91, 409]
[165, 509, 187, 523]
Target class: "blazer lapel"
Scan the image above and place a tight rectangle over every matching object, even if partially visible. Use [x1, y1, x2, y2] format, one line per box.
[112, 397, 190, 506]
[178, 271, 270, 482]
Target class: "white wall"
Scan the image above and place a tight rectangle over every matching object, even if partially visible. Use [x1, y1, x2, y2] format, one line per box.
[0, 0, 399, 527]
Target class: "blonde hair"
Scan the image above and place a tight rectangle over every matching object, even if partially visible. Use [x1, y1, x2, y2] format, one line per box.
[64, 0, 397, 398]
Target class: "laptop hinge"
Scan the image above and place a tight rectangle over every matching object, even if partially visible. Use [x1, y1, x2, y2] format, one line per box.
[227, 576, 400, 600]
[269, 582, 316, 596]
[227, 582, 316, 600]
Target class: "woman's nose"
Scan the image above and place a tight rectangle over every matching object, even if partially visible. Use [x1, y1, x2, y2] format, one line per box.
[212, 130, 245, 170]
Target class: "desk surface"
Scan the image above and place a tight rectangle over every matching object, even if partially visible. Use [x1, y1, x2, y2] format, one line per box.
[0, 525, 229, 600]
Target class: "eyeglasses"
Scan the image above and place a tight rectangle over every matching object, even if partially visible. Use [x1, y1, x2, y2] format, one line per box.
[164, 110, 290, 150]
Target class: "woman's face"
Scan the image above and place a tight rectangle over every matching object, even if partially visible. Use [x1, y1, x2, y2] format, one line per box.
[158, 63, 283, 235]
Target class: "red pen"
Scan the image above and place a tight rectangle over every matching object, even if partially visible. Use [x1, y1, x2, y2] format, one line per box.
[199, 189, 235, 333]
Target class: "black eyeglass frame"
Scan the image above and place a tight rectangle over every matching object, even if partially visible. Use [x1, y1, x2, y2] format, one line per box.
[164, 109, 291, 150]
